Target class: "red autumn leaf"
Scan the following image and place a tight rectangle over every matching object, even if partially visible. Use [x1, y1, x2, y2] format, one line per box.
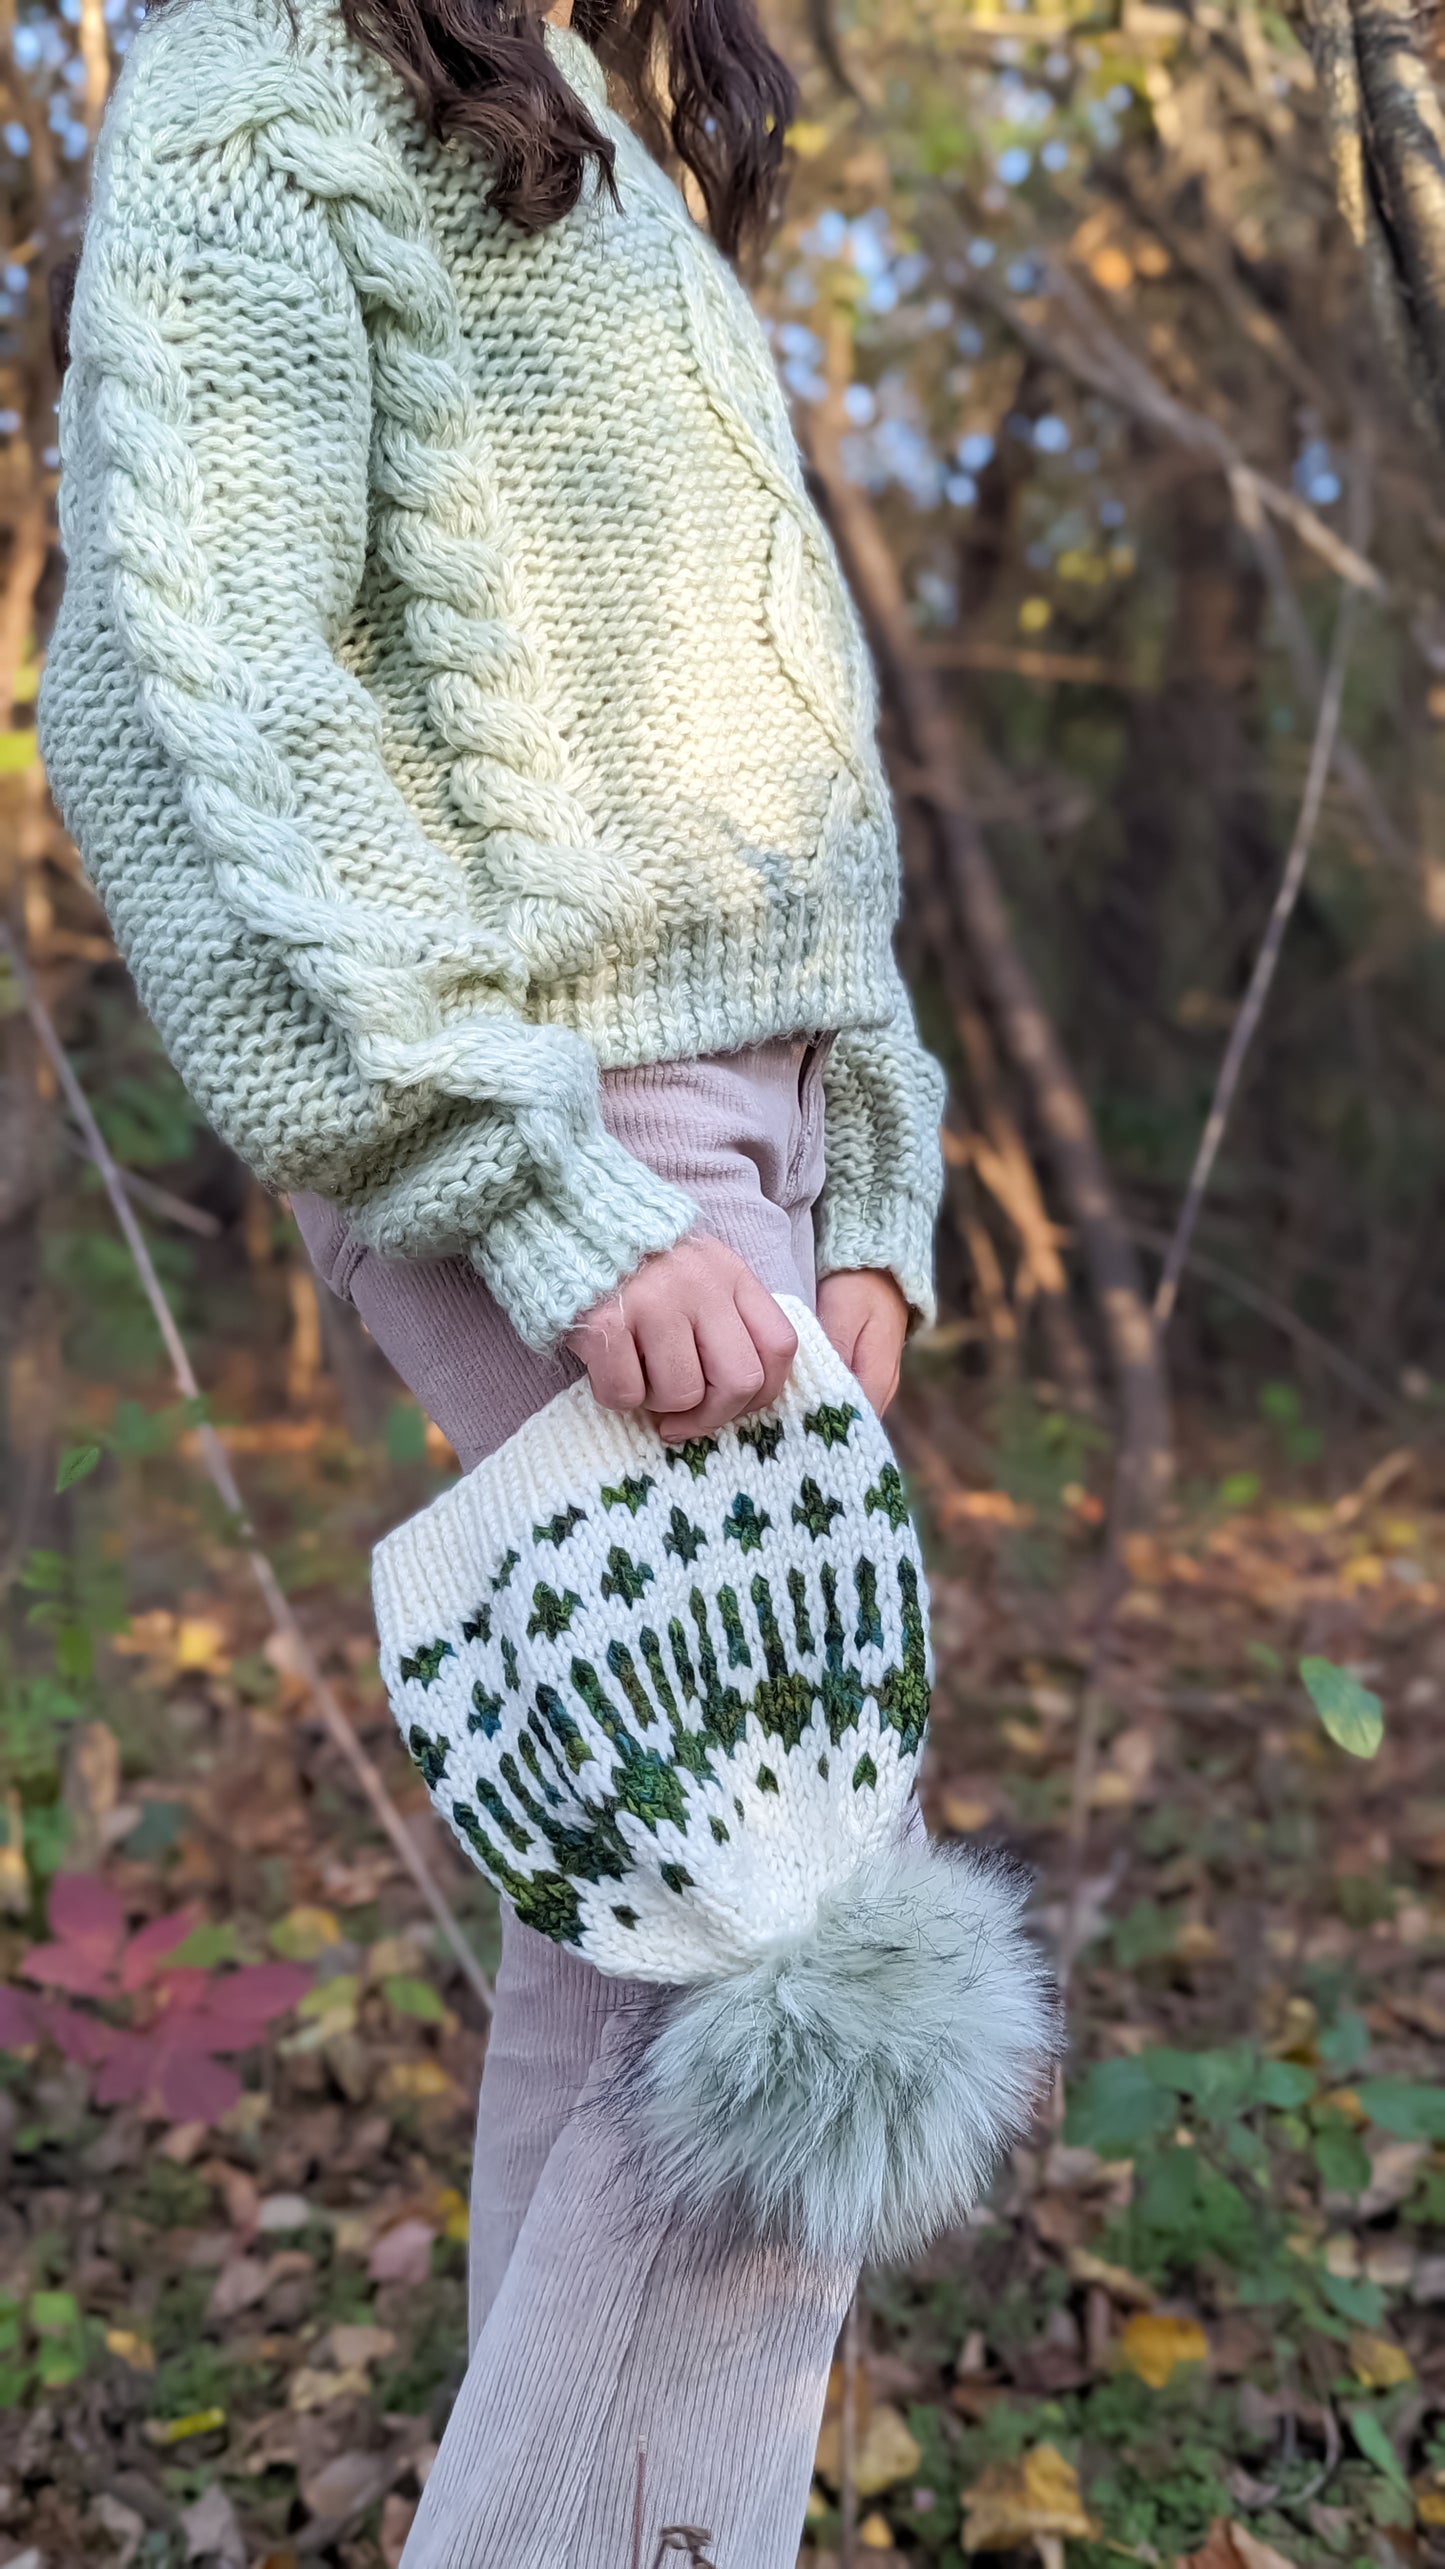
[159, 2050, 242, 2125]
[48, 1871, 126, 1958]
[118, 1906, 201, 1991]
[20, 1940, 117, 1998]
[22, 1871, 128, 1996]
[203, 1963, 311, 2027]
[142, 1967, 209, 2019]
[5, 1874, 308, 2130]
[91, 2028, 154, 2107]
[39, 1999, 117, 2066]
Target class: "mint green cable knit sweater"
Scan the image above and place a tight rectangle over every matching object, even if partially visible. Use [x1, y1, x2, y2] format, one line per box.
[40, 0, 946, 1346]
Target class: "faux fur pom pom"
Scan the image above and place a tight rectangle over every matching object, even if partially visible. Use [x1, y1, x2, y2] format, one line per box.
[623, 1839, 1061, 2266]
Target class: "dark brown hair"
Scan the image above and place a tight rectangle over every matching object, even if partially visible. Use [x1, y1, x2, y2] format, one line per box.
[49, 0, 794, 367]
[337, 0, 795, 259]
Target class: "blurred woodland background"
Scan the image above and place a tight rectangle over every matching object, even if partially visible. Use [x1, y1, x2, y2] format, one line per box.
[2, 0, 1445, 2562]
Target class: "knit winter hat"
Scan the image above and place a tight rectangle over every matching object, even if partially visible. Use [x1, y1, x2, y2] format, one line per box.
[372, 1296, 1058, 2262]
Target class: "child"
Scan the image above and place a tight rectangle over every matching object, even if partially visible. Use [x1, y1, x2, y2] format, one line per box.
[40, 0, 961, 2548]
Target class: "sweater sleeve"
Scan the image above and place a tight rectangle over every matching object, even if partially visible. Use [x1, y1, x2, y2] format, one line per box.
[39, 45, 695, 1350]
[815, 971, 947, 1330]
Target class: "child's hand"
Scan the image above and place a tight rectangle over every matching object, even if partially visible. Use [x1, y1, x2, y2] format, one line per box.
[566, 1234, 798, 1443]
[816, 1268, 908, 1414]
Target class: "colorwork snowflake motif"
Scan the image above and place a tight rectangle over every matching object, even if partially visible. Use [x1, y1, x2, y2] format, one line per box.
[373, 1300, 935, 1981]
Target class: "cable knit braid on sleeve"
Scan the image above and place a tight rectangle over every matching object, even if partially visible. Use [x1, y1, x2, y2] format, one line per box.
[68, 60, 697, 1346]
[145, 61, 651, 990]
[815, 975, 948, 1329]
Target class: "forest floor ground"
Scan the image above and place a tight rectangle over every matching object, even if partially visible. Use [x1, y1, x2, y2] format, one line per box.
[1, 1243, 1443, 2569]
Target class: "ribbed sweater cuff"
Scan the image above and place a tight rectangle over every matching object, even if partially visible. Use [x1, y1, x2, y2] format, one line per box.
[815, 1186, 939, 1334]
[472, 1126, 698, 1350]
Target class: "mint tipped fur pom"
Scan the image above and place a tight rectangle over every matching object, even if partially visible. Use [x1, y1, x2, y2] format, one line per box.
[629, 1841, 1060, 2266]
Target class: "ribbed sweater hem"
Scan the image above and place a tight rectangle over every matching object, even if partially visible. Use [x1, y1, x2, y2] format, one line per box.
[528, 902, 901, 1067]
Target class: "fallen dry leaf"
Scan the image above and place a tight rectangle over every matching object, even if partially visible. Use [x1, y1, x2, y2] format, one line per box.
[180, 2485, 245, 2568]
[1117, 2311, 1210, 2388]
[287, 2363, 372, 2413]
[237, 2411, 302, 2475]
[1066, 2246, 1156, 2308]
[174, 1617, 231, 1673]
[939, 1788, 996, 1834]
[300, 2448, 398, 2522]
[368, 2216, 436, 2285]
[1348, 2329, 1413, 2389]
[1181, 2519, 1298, 2569]
[815, 2400, 921, 2495]
[1357, 2140, 1429, 2218]
[90, 2496, 145, 2569]
[379, 2058, 455, 2102]
[323, 2322, 397, 2371]
[961, 2443, 1098, 2551]
[858, 2512, 894, 2551]
[269, 1905, 343, 1961]
[207, 2256, 269, 2322]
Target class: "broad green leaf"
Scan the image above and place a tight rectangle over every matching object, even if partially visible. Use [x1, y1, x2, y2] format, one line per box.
[298, 1972, 359, 2020]
[167, 1920, 239, 1970]
[1355, 2079, 1445, 2142]
[1145, 2045, 1254, 2122]
[1064, 2054, 1176, 2156]
[55, 1445, 101, 1494]
[1348, 2405, 1408, 2489]
[1255, 2058, 1316, 2109]
[1320, 2269, 1384, 2326]
[383, 1972, 446, 2024]
[1311, 2115, 1371, 2196]
[30, 2291, 79, 2335]
[1319, 2006, 1371, 2071]
[1299, 1656, 1383, 1757]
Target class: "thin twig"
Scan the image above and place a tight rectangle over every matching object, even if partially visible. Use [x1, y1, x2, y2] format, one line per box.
[60, 1126, 224, 1238]
[1154, 523, 1366, 1328]
[839, 2292, 859, 2569]
[955, 245, 1410, 875]
[2, 928, 494, 2020]
[1125, 1221, 1400, 1417]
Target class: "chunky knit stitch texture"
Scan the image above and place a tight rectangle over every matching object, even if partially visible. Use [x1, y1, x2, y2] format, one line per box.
[372, 1297, 1059, 2257]
[40, 0, 947, 1344]
[372, 1296, 933, 1975]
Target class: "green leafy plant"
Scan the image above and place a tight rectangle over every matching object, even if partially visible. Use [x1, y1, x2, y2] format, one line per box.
[1300, 1656, 1384, 1757]
[0, 2288, 90, 2406]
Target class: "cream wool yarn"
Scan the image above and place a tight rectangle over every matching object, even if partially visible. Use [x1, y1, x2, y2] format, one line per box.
[40, 0, 947, 1349]
[372, 1300, 1059, 2261]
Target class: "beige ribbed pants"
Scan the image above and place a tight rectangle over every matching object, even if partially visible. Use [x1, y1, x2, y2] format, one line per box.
[294, 1040, 854, 2565]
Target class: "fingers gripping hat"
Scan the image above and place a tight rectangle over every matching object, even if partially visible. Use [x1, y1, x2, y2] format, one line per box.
[372, 1296, 1059, 2264]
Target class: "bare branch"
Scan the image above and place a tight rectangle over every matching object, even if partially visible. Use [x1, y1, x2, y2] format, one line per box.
[802, 357, 1171, 1527]
[1, 925, 496, 2022]
[1154, 444, 1372, 1328]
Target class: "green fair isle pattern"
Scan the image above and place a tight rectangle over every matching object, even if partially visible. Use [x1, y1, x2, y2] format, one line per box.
[372, 1298, 935, 1981]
